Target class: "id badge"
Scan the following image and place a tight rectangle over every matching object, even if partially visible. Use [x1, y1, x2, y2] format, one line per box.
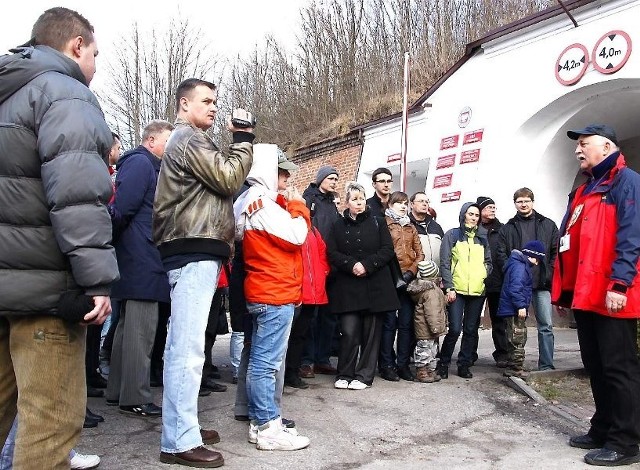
[559, 234, 570, 253]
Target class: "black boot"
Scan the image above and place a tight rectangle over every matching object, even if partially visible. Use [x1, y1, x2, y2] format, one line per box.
[457, 366, 473, 379]
[436, 363, 449, 379]
[397, 365, 415, 382]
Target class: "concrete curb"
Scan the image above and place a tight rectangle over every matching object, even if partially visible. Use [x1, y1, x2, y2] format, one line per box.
[505, 369, 590, 431]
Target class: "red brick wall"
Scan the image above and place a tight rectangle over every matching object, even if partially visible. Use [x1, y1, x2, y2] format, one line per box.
[288, 133, 362, 214]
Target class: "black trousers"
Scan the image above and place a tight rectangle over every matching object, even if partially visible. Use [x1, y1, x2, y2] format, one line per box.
[285, 304, 316, 380]
[85, 324, 102, 381]
[337, 311, 383, 385]
[203, 290, 224, 378]
[574, 310, 640, 454]
[486, 292, 509, 362]
[150, 302, 170, 382]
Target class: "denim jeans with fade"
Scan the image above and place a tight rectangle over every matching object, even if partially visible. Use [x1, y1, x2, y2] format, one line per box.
[246, 302, 294, 426]
[161, 260, 221, 454]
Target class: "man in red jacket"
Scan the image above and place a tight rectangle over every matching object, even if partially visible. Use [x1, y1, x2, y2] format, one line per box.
[553, 124, 640, 467]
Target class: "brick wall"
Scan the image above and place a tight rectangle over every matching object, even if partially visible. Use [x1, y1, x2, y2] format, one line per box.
[288, 131, 363, 213]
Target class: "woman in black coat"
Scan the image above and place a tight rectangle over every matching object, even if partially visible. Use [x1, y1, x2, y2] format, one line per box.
[326, 182, 400, 390]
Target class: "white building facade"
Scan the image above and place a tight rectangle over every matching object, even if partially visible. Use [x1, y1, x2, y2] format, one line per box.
[357, 0, 640, 231]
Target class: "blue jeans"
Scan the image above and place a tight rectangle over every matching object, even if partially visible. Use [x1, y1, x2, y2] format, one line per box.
[439, 294, 485, 368]
[229, 332, 244, 377]
[379, 291, 415, 369]
[302, 304, 336, 366]
[246, 302, 294, 426]
[532, 289, 554, 370]
[161, 260, 221, 453]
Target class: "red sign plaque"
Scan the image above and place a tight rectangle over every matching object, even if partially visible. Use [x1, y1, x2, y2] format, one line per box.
[441, 191, 462, 202]
[436, 154, 456, 169]
[463, 129, 484, 145]
[460, 149, 481, 164]
[433, 173, 453, 188]
[440, 135, 459, 150]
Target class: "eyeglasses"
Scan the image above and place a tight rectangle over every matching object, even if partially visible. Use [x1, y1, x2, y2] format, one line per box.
[375, 179, 393, 184]
[515, 199, 533, 205]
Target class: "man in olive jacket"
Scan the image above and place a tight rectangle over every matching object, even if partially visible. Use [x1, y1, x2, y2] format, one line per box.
[154, 78, 254, 467]
[0, 8, 119, 467]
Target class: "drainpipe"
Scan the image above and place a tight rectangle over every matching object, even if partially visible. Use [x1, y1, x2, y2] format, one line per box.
[557, 0, 579, 28]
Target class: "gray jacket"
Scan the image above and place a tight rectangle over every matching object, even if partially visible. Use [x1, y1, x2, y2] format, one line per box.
[0, 45, 119, 316]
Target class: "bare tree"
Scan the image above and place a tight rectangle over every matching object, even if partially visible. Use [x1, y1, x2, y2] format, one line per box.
[96, 18, 221, 148]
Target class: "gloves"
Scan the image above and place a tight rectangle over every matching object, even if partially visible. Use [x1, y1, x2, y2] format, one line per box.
[402, 271, 415, 284]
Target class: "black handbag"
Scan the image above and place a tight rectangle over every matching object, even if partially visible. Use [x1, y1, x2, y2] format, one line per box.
[389, 255, 407, 290]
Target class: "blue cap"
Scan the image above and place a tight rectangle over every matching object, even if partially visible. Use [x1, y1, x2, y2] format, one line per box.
[567, 124, 618, 146]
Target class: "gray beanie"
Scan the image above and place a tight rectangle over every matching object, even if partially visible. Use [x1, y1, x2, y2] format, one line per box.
[316, 166, 339, 186]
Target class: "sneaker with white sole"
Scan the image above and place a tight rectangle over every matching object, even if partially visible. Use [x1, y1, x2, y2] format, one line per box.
[347, 379, 370, 390]
[70, 452, 100, 469]
[334, 379, 349, 389]
[248, 421, 258, 444]
[256, 418, 310, 451]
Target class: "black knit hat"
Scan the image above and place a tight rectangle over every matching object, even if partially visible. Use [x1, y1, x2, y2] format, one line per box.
[522, 240, 546, 261]
[476, 196, 495, 211]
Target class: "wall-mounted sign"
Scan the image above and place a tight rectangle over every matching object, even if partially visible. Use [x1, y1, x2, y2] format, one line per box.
[460, 149, 481, 164]
[463, 129, 484, 145]
[592, 30, 632, 74]
[555, 43, 589, 86]
[458, 107, 472, 128]
[433, 173, 453, 188]
[441, 191, 462, 202]
[436, 154, 456, 169]
[440, 135, 459, 150]
[387, 153, 401, 163]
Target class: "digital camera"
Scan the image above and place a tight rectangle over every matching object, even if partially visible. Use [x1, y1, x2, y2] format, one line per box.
[231, 109, 256, 129]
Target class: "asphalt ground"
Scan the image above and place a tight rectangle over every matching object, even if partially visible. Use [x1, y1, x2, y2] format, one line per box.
[80, 327, 597, 469]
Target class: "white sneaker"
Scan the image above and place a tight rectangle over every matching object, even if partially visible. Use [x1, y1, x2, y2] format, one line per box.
[347, 379, 370, 390]
[248, 422, 258, 444]
[256, 418, 310, 451]
[70, 452, 100, 469]
[334, 379, 349, 389]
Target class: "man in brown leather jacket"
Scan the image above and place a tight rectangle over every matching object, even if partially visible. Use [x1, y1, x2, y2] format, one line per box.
[153, 78, 254, 468]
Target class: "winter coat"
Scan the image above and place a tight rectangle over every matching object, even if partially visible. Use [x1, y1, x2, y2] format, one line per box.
[552, 153, 640, 318]
[153, 118, 253, 260]
[109, 146, 170, 302]
[0, 45, 119, 316]
[234, 144, 310, 305]
[366, 193, 386, 218]
[481, 218, 504, 293]
[409, 213, 444, 265]
[406, 278, 447, 340]
[302, 183, 340, 241]
[496, 211, 558, 291]
[386, 216, 425, 276]
[326, 209, 400, 314]
[497, 250, 533, 317]
[440, 202, 492, 296]
[301, 227, 330, 305]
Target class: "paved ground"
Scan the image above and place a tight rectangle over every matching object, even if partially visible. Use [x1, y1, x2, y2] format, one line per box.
[80, 327, 598, 469]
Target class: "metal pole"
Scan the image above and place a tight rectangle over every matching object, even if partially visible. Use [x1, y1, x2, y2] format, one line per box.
[400, 52, 410, 192]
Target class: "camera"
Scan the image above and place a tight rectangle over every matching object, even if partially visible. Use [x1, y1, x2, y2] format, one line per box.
[231, 109, 256, 129]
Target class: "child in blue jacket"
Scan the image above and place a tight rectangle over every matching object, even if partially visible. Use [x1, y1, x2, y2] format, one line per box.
[497, 240, 546, 378]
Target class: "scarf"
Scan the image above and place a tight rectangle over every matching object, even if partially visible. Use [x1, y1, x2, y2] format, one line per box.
[385, 208, 411, 226]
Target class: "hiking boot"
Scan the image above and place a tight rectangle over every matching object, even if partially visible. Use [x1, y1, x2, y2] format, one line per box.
[299, 365, 315, 378]
[416, 366, 441, 383]
[256, 418, 310, 451]
[503, 368, 529, 379]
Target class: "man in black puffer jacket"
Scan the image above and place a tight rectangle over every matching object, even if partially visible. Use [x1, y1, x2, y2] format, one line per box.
[0, 8, 119, 467]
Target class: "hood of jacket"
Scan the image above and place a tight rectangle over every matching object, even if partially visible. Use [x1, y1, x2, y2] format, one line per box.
[234, 143, 279, 223]
[458, 201, 480, 227]
[0, 45, 87, 105]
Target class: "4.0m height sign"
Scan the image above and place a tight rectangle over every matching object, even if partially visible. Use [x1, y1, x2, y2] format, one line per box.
[555, 30, 632, 86]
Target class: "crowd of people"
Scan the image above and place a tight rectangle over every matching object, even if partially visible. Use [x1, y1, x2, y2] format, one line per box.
[2, 6, 640, 470]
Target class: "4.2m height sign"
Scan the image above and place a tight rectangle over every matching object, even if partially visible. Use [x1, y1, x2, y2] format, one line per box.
[555, 30, 632, 86]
